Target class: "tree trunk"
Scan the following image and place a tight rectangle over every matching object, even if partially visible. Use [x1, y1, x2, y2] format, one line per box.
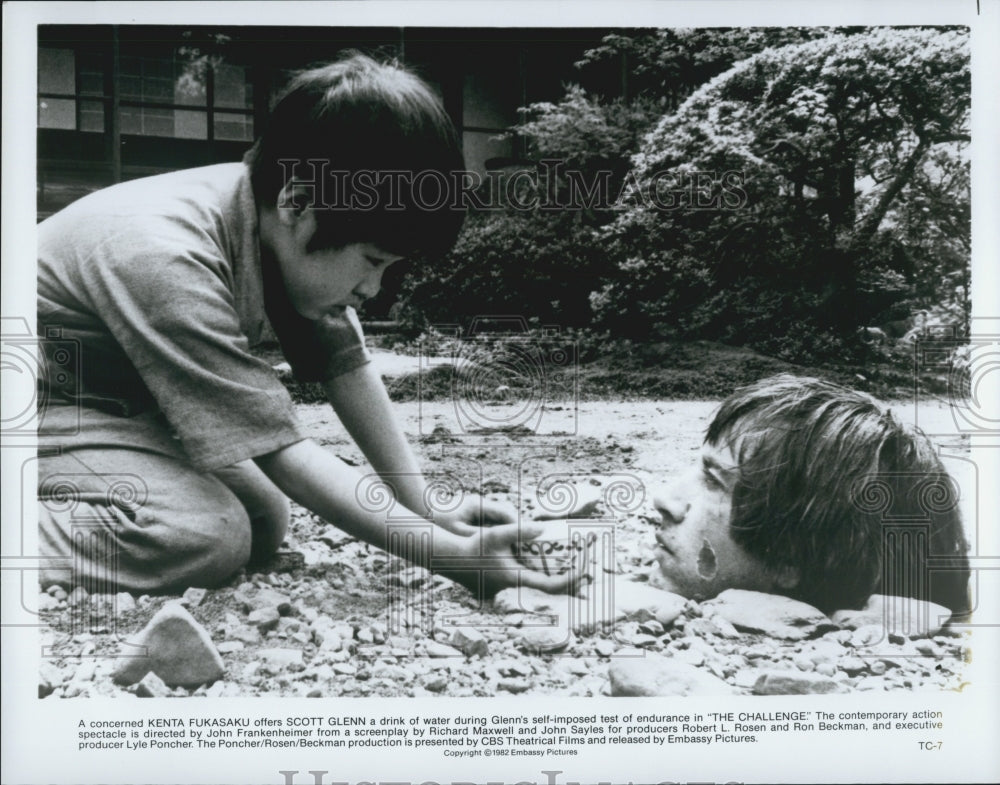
[849, 138, 929, 253]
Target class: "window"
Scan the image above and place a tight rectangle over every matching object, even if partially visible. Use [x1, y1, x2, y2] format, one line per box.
[38, 45, 254, 141]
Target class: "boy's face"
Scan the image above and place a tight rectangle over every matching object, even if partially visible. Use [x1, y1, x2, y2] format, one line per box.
[260, 204, 401, 320]
[648, 441, 788, 600]
[277, 240, 402, 321]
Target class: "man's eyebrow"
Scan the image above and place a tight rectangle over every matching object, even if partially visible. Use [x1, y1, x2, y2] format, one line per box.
[702, 453, 736, 475]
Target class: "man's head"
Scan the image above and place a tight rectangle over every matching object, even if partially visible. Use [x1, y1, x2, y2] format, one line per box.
[249, 53, 465, 315]
[650, 375, 970, 616]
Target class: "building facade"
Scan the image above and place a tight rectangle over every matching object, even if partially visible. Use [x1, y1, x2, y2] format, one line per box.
[37, 25, 617, 219]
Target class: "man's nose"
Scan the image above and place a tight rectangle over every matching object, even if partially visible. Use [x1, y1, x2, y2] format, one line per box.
[652, 486, 690, 526]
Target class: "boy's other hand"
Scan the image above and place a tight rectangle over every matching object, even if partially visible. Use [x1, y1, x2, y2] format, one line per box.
[434, 495, 518, 536]
[441, 522, 581, 598]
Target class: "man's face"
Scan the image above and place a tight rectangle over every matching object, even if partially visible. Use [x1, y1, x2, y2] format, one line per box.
[276, 240, 402, 321]
[648, 441, 784, 600]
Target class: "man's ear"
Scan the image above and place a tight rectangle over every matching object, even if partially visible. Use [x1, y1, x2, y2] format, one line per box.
[772, 564, 800, 590]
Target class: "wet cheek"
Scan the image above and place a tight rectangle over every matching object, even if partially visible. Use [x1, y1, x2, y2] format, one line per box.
[697, 539, 718, 580]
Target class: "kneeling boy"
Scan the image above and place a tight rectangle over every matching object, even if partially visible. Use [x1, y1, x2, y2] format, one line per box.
[37, 53, 564, 598]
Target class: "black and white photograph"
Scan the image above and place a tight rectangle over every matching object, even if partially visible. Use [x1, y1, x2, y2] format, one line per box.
[3, 2, 999, 784]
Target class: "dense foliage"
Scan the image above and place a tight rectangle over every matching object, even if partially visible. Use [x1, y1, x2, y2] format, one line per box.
[397, 28, 970, 365]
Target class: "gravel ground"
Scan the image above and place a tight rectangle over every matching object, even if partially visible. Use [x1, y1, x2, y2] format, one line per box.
[36, 399, 973, 699]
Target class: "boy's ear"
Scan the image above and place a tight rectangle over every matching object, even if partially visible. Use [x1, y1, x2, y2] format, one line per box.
[772, 564, 800, 590]
[274, 182, 315, 228]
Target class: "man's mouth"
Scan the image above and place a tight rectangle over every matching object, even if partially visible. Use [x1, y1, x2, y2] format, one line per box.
[655, 534, 674, 556]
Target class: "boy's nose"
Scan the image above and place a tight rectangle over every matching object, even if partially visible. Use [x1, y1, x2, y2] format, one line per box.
[652, 486, 690, 526]
[356, 268, 383, 300]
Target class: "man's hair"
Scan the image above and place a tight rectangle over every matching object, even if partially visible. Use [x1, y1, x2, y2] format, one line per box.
[246, 52, 466, 258]
[706, 374, 970, 616]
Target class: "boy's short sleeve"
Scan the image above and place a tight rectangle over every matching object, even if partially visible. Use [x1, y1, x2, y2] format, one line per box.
[75, 226, 306, 471]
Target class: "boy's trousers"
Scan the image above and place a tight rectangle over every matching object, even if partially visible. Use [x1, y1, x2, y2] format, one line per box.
[37, 403, 289, 594]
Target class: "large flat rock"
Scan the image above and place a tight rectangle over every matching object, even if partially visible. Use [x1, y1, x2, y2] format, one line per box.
[703, 590, 832, 641]
[113, 603, 224, 688]
[831, 594, 952, 639]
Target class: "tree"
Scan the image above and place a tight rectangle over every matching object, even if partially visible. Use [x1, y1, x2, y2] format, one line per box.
[593, 27, 970, 359]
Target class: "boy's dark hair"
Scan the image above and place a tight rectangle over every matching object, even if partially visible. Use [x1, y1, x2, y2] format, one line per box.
[246, 52, 466, 259]
[706, 374, 970, 617]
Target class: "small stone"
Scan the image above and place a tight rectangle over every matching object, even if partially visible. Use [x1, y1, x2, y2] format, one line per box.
[425, 642, 463, 658]
[752, 671, 848, 695]
[497, 660, 533, 678]
[372, 663, 408, 680]
[518, 625, 574, 654]
[135, 671, 172, 698]
[609, 652, 734, 696]
[839, 656, 867, 676]
[594, 639, 618, 658]
[685, 618, 722, 638]
[498, 678, 532, 694]
[915, 640, 941, 657]
[228, 624, 260, 645]
[248, 607, 281, 633]
[423, 676, 448, 692]
[333, 663, 357, 676]
[708, 615, 741, 639]
[38, 593, 59, 612]
[674, 648, 705, 668]
[630, 633, 660, 648]
[68, 586, 89, 606]
[180, 588, 207, 608]
[868, 660, 888, 675]
[216, 641, 245, 654]
[111, 592, 136, 613]
[391, 566, 431, 589]
[732, 668, 760, 689]
[39, 662, 63, 698]
[704, 590, 832, 641]
[259, 649, 303, 669]
[112, 604, 224, 688]
[315, 631, 343, 652]
[449, 627, 489, 658]
[815, 662, 837, 677]
[318, 526, 352, 549]
[252, 587, 293, 615]
[637, 620, 665, 637]
[493, 587, 572, 616]
[356, 627, 375, 644]
[850, 625, 886, 649]
[561, 659, 590, 677]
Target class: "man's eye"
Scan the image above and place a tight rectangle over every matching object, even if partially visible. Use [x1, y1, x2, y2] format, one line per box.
[703, 471, 723, 489]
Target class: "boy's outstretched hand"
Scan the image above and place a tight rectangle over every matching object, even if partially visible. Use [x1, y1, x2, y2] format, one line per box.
[433, 494, 519, 535]
[436, 522, 581, 599]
